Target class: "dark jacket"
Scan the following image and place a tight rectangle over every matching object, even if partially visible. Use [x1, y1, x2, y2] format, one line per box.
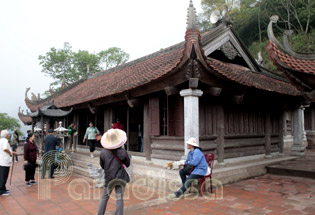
[100, 147, 130, 186]
[24, 141, 37, 162]
[44, 134, 60, 153]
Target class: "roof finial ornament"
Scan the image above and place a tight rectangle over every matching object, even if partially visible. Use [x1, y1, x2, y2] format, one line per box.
[187, 0, 198, 30]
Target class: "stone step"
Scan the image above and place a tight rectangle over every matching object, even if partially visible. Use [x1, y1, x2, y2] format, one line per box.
[266, 158, 315, 179]
[72, 165, 91, 178]
[69, 149, 299, 192]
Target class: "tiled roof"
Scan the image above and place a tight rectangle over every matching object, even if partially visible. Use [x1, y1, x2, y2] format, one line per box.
[53, 46, 184, 108]
[24, 28, 302, 110]
[206, 58, 301, 96]
[267, 41, 315, 74]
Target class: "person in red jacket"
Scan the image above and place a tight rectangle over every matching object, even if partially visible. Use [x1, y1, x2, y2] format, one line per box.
[112, 118, 125, 131]
[24, 132, 39, 187]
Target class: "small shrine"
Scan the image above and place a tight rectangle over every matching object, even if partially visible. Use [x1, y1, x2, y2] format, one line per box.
[18, 92, 72, 153]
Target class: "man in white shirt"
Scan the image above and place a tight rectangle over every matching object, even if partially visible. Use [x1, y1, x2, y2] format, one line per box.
[0, 130, 14, 196]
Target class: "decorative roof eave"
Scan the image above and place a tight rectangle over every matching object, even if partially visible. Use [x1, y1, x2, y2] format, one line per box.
[29, 107, 73, 118]
[283, 30, 315, 60]
[179, 0, 210, 76]
[25, 88, 45, 112]
[205, 57, 301, 96]
[18, 107, 32, 125]
[267, 15, 315, 60]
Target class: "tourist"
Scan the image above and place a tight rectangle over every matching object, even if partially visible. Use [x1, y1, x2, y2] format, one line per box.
[24, 130, 31, 144]
[43, 129, 60, 179]
[12, 129, 19, 161]
[169, 137, 208, 199]
[112, 118, 125, 131]
[97, 129, 130, 215]
[67, 122, 76, 152]
[0, 130, 14, 196]
[83, 122, 100, 158]
[24, 132, 38, 187]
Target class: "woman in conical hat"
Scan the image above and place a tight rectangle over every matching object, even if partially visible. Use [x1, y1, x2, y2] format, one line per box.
[97, 129, 130, 215]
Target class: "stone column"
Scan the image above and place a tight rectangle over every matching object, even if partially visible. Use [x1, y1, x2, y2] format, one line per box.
[180, 89, 203, 155]
[291, 106, 305, 156]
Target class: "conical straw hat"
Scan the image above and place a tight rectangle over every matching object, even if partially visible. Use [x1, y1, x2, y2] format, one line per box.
[100, 129, 127, 149]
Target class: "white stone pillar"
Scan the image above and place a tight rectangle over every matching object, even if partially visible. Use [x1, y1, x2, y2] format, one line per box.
[180, 89, 203, 155]
[291, 106, 305, 156]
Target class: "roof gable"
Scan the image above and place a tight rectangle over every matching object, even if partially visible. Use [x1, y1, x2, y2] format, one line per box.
[201, 24, 261, 72]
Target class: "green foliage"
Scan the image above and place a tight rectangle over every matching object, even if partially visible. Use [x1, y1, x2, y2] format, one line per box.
[199, 0, 315, 73]
[39, 42, 76, 85]
[248, 40, 278, 72]
[39, 43, 129, 88]
[199, 0, 315, 46]
[0, 113, 21, 131]
[98, 47, 130, 70]
[287, 30, 315, 52]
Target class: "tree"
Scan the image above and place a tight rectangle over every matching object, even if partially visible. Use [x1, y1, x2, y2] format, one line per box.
[39, 43, 130, 89]
[39, 42, 76, 87]
[0, 113, 21, 131]
[198, 0, 315, 72]
[98, 47, 130, 70]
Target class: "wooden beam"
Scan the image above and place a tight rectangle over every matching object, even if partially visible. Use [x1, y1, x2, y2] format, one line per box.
[216, 104, 225, 164]
[164, 86, 178, 96]
[279, 110, 285, 154]
[232, 94, 244, 104]
[88, 103, 96, 114]
[143, 101, 151, 161]
[207, 87, 222, 96]
[189, 78, 198, 89]
[265, 112, 271, 157]
[311, 107, 315, 131]
[127, 99, 142, 108]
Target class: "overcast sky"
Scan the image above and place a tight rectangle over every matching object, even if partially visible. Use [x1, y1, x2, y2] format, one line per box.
[0, 0, 202, 134]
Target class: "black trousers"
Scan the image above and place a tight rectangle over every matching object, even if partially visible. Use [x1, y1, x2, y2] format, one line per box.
[0, 166, 10, 194]
[89, 140, 96, 152]
[25, 162, 36, 182]
[41, 157, 55, 179]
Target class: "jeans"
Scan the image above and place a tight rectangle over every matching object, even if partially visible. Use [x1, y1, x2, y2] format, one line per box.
[177, 168, 201, 194]
[97, 185, 125, 215]
[0, 166, 10, 194]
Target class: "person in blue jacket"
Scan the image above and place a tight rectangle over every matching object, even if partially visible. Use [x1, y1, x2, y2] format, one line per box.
[170, 137, 208, 199]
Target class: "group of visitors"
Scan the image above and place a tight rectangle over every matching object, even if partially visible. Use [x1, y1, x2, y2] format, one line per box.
[1, 119, 208, 215]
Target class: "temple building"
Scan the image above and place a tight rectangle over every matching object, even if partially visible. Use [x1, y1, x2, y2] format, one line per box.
[19, 1, 314, 170]
[266, 15, 315, 150]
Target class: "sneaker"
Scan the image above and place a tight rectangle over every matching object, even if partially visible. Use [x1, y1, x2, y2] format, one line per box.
[5, 190, 10, 193]
[30, 181, 37, 185]
[0, 191, 10, 196]
[168, 191, 182, 200]
[26, 182, 31, 187]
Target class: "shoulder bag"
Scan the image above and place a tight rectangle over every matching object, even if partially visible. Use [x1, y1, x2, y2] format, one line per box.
[110, 150, 132, 182]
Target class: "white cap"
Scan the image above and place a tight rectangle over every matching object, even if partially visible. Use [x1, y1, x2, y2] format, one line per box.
[186, 137, 199, 147]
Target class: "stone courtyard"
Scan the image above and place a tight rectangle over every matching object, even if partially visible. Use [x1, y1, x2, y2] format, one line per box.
[0, 151, 315, 215]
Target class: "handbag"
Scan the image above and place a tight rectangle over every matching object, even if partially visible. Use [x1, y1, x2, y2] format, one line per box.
[110, 150, 132, 182]
[183, 164, 194, 175]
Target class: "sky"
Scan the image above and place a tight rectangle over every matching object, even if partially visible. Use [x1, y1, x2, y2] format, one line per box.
[0, 0, 202, 134]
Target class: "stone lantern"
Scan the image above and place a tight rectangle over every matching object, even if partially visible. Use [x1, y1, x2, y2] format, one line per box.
[54, 121, 68, 151]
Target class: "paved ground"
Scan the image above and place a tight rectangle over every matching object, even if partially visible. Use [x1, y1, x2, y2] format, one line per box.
[1, 152, 315, 215]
